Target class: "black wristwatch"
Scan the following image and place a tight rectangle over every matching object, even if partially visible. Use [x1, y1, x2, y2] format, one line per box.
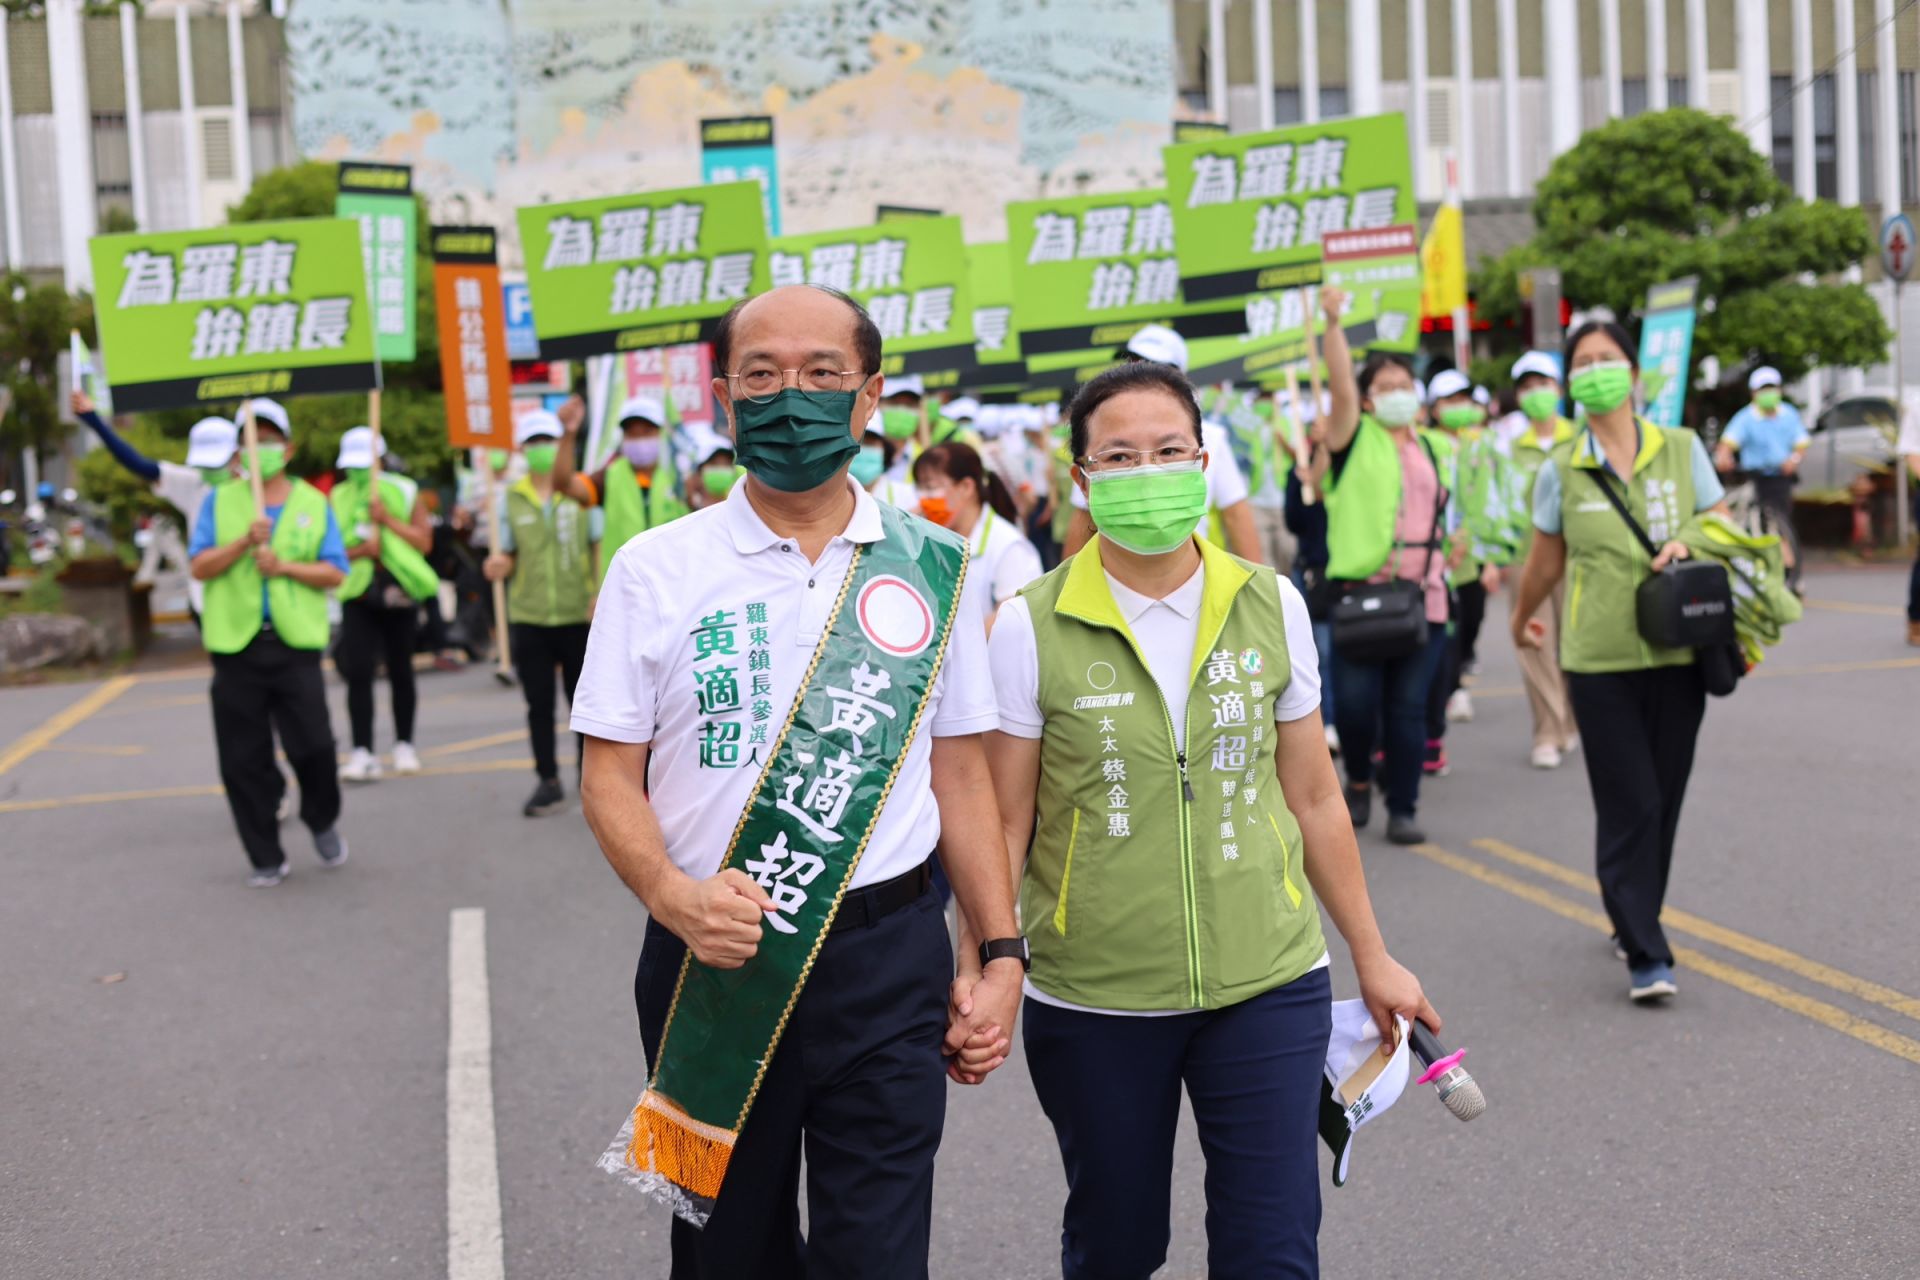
[979, 936, 1031, 972]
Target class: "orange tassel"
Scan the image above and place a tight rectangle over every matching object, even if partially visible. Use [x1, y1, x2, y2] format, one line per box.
[627, 1092, 734, 1202]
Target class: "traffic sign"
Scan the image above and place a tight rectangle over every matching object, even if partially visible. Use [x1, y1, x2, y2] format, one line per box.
[1881, 213, 1915, 283]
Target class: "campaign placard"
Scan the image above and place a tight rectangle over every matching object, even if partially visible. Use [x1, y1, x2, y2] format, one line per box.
[768, 216, 974, 377]
[701, 116, 782, 237]
[335, 161, 417, 362]
[432, 225, 514, 449]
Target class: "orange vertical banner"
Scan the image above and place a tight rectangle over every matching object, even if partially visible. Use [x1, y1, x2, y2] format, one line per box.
[431, 225, 515, 450]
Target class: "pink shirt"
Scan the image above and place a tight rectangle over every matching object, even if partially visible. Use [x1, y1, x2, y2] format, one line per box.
[1367, 431, 1449, 624]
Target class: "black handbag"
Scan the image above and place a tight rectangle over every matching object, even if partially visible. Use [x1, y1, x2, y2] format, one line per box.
[1330, 441, 1446, 665]
[1594, 471, 1743, 695]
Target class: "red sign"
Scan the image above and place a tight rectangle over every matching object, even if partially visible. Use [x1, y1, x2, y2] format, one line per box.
[623, 344, 714, 431]
[1321, 224, 1419, 263]
[431, 226, 514, 449]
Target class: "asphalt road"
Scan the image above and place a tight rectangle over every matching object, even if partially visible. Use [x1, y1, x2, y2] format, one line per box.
[3, 565, 1918, 1279]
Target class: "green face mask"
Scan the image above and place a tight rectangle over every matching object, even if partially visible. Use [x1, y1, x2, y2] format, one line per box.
[701, 468, 738, 497]
[253, 444, 288, 479]
[1437, 403, 1481, 430]
[1568, 361, 1634, 414]
[523, 443, 558, 475]
[1086, 461, 1208, 556]
[345, 467, 373, 492]
[850, 443, 886, 486]
[731, 389, 861, 493]
[488, 449, 510, 471]
[1370, 389, 1420, 427]
[1754, 389, 1782, 411]
[1519, 387, 1561, 422]
[199, 466, 231, 486]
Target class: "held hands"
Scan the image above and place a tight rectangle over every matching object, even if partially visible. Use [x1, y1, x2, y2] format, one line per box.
[944, 959, 1021, 1085]
[1512, 614, 1548, 651]
[557, 393, 586, 436]
[1782, 454, 1802, 478]
[248, 517, 274, 547]
[1319, 284, 1348, 322]
[252, 545, 282, 577]
[1480, 563, 1505, 594]
[1354, 951, 1441, 1048]
[70, 389, 94, 417]
[660, 868, 779, 969]
[482, 553, 513, 582]
[1650, 540, 1691, 572]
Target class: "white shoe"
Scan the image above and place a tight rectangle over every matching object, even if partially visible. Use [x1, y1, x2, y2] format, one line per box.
[1445, 689, 1474, 723]
[1531, 744, 1563, 770]
[1324, 724, 1341, 756]
[391, 742, 422, 775]
[340, 747, 382, 783]
[1562, 734, 1580, 754]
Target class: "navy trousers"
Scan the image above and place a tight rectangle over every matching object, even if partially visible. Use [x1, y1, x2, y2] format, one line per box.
[1333, 627, 1447, 818]
[635, 886, 951, 1280]
[1023, 967, 1334, 1280]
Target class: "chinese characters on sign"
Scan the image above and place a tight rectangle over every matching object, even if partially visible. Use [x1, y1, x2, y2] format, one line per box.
[335, 161, 418, 361]
[431, 226, 514, 449]
[767, 216, 974, 377]
[701, 115, 783, 237]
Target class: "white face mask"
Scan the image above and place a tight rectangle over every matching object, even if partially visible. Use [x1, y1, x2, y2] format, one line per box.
[1371, 389, 1420, 427]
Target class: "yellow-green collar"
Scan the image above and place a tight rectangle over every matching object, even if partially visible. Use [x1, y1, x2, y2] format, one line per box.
[1513, 417, 1577, 454]
[1054, 535, 1258, 684]
[1571, 416, 1664, 474]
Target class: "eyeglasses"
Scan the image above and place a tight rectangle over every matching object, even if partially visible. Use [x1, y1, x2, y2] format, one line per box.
[726, 367, 869, 404]
[1078, 444, 1204, 473]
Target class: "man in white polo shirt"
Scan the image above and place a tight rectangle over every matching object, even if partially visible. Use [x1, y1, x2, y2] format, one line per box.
[573, 283, 1024, 1279]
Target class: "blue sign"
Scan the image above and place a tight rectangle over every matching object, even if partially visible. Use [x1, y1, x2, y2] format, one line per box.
[700, 116, 781, 236]
[502, 282, 538, 362]
[1637, 275, 1699, 428]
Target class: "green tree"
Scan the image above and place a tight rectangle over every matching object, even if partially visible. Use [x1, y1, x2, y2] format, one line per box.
[1473, 108, 1891, 423]
[0, 275, 92, 477]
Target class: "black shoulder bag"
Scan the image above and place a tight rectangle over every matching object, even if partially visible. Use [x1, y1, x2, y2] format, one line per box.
[1330, 439, 1445, 665]
[1593, 469, 1743, 696]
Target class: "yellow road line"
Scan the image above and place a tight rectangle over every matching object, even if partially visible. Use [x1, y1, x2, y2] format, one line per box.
[1750, 655, 1920, 678]
[99, 692, 208, 717]
[0, 755, 564, 815]
[422, 728, 548, 759]
[1473, 838, 1920, 1024]
[42, 743, 147, 757]
[1407, 843, 1920, 1068]
[1801, 598, 1904, 618]
[0, 676, 136, 777]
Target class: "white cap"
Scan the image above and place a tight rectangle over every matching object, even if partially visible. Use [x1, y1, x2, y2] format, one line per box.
[887, 374, 926, 398]
[184, 417, 238, 468]
[1512, 350, 1561, 383]
[335, 425, 387, 470]
[1749, 365, 1783, 390]
[616, 395, 666, 429]
[514, 409, 563, 446]
[1473, 385, 1491, 407]
[864, 407, 887, 438]
[944, 396, 980, 422]
[245, 398, 290, 438]
[1123, 324, 1189, 372]
[1426, 369, 1472, 401]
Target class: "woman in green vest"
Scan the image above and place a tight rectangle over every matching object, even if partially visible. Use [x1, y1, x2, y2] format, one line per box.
[187, 399, 351, 887]
[972, 359, 1437, 1279]
[1508, 320, 1728, 1004]
[483, 410, 602, 818]
[549, 393, 689, 584]
[332, 427, 440, 783]
[1500, 349, 1581, 768]
[1320, 340, 1453, 846]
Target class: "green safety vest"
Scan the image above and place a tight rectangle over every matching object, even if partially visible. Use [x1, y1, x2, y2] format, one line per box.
[1554, 420, 1702, 674]
[1505, 416, 1577, 550]
[1021, 536, 1325, 1012]
[202, 479, 333, 655]
[505, 480, 594, 627]
[599, 456, 689, 585]
[1321, 416, 1453, 582]
[1228, 403, 1294, 499]
[332, 473, 440, 603]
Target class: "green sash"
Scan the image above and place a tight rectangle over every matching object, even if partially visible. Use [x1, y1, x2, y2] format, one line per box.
[600, 502, 968, 1226]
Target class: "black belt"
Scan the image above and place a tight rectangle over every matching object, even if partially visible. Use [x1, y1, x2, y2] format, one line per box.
[829, 859, 933, 934]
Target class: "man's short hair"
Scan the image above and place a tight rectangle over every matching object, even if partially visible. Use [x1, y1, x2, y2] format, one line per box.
[711, 284, 884, 382]
[1066, 360, 1203, 460]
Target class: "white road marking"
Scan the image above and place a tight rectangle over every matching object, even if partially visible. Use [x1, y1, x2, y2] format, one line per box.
[448, 908, 506, 1280]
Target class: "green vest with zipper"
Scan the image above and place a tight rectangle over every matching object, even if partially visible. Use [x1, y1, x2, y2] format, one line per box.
[332, 473, 440, 603]
[1554, 420, 1701, 674]
[203, 479, 332, 655]
[1021, 537, 1325, 1012]
[600, 456, 689, 585]
[1505, 416, 1577, 550]
[1321, 416, 1452, 581]
[505, 481, 593, 627]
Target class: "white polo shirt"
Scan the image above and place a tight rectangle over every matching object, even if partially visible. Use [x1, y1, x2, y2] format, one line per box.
[966, 507, 1044, 624]
[1067, 420, 1251, 534]
[571, 478, 999, 890]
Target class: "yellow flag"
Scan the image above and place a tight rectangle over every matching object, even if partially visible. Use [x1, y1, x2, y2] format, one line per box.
[1420, 202, 1467, 318]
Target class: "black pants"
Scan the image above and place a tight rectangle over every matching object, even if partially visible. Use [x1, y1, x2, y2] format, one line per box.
[1566, 664, 1707, 968]
[1428, 581, 1487, 740]
[1752, 473, 1802, 590]
[209, 631, 342, 870]
[1908, 495, 1920, 623]
[512, 622, 587, 781]
[635, 887, 951, 1279]
[1023, 968, 1332, 1280]
[335, 597, 418, 751]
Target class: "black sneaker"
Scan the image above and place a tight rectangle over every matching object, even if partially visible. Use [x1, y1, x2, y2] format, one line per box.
[314, 828, 349, 869]
[247, 862, 289, 889]
[1343, 783, 1372, 830]
[1387, 814, 1426, 845]
[524, 777, 567, 817]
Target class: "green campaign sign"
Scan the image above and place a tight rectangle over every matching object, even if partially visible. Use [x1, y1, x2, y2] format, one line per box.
[769, 216, 973, 377]
[335, 161, 417, 362]
[515, 180, 770, 359]
[88, 218, 376, 412]
[960, 241, 1025, 398]
[1164, 112, 1417, 304]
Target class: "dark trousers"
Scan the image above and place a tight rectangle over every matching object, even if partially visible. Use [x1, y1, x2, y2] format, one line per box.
[635, 888, 951, 1280]
[511, 622, 587, 781]
[1334, 627, 1447, 818]
[1752, 473, 1802, 590]
[1023, 967, 1334, 1280]
[1566, 664, 1707, 969]
[335, 597, 419, 751]
[1908, 495, 1920, 623]
[209, 631, 341, 870]
[1428, 581, 1486, 740]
